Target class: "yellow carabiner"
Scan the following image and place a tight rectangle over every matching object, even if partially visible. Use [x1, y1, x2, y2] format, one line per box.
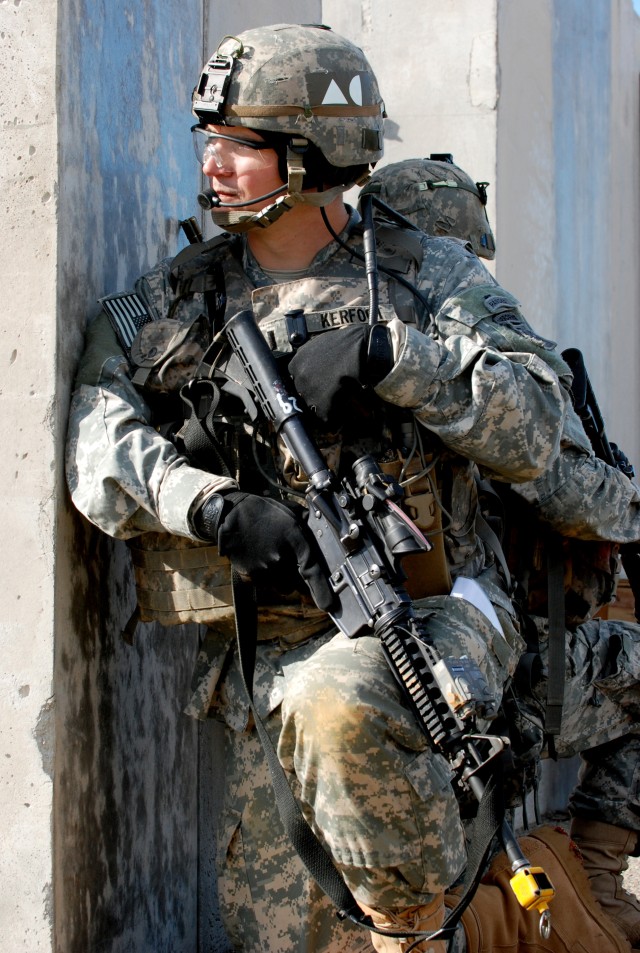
[509, 864, 555, 937]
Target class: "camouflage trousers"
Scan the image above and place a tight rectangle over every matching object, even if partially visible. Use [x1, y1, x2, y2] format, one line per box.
[210, 602, 640, 953]
[528, 614, 640, 829]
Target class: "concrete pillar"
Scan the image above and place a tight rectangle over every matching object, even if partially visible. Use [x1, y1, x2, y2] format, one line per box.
[497, 0, 640, 468]
[53, 4, 208, 948]
[1, 0, 59, 947]
[2, 0, 206, 949]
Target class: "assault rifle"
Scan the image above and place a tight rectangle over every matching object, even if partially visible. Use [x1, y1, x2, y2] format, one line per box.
[562, 348, 640, 623]
[221, 308, 555, 941]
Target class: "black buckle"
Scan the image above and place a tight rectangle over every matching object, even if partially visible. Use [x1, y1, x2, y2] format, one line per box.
[284, 310, 309, 348]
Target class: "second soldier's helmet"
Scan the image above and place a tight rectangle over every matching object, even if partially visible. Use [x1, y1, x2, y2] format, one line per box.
[363, 156, 495, 259]
[192, 23, 385, 169]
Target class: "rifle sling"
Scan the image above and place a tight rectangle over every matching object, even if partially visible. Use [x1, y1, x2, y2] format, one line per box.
[545, 533, 566, 739]
[231, 568, 366, 926]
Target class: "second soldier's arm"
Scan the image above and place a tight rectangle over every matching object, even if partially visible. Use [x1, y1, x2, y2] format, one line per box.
[510, 399, 640, 543]
[376, 240, 567, 482]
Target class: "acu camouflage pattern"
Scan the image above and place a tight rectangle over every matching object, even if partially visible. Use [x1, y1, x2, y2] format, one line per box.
[65, 214, 640, 951]
[128, 312, 213, 393]
[207, 595, 640, 948]
[193, 23, 385, 167]
[363, 158, 495, 260]
[195, 231, 565, 629]
[67, 219, 568, 601]
[216, 698, 375, 953]
[370, 155, 639, 630]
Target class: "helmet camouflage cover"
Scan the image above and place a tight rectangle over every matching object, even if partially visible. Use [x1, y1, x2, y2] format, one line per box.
[364, 157, 496, 259]
[192, 23, 385, 168]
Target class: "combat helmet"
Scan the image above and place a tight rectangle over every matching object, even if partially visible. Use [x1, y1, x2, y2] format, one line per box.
[362, 156, 495, 259]
[192, 23, 385, 231]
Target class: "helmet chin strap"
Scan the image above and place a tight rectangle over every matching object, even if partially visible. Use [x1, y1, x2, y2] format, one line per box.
[210, 137, 370, 233]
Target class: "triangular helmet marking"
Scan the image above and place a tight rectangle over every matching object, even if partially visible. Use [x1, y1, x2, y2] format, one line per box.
[349, 75, 363, 106]
[322, 78, 349, 106]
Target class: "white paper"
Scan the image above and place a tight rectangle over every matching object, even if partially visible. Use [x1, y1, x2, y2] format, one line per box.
[450, 576, 504, 635]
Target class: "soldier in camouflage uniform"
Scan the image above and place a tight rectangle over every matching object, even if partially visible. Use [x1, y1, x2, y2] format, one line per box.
[367, 156, 640, 950]
[65, 24, 639, 953]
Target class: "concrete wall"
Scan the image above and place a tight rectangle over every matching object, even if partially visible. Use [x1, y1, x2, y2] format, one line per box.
[53, 5, 209, 950]
[497, 0, 640, 470]
[1, 0, 212, 949]
[1, 1, 59, 949]
[322, 0, 499, 234]
[1, 1, 639, 950]
[53, 3, 209, 950]
[608, 0, 640, 467]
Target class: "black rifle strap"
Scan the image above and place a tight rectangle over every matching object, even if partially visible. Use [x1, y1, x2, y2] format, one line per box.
[230, 568, 367, 927]
[475, 511, 512, 593]
[230, 569, 500, 944]
[545, 533, 566, 741]
[452, 772, 505, 916]
[177, 378, 232, 477]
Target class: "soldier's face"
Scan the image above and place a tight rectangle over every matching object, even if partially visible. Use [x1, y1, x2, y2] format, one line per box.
[200, 124, 285, 210]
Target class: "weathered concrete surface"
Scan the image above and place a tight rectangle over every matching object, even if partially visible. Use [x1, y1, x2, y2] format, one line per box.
[53, 1, 204, 951]
[0, 0, 59, 947]
[497, 0, 640, 470]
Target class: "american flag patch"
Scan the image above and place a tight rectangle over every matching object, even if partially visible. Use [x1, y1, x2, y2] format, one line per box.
[100, 291, 153, 353]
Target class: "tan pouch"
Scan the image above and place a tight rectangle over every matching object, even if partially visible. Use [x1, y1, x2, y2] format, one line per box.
[381, 453, 452, 599]
[127, 532, 236, 634]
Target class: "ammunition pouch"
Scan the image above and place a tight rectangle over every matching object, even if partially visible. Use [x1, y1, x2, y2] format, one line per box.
[127, 533, 237, 638]
[125, 531, 331, 645]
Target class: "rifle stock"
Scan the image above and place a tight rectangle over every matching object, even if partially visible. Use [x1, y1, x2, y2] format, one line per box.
[562, 348, 640, 622]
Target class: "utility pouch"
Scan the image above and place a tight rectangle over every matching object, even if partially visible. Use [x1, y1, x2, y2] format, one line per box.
[126, 532, 236, 638]
[380, 453, 452, 598]
[129, 312, 213, 393]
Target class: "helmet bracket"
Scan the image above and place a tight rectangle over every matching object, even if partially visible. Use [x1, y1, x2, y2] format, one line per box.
[193, 53, 236, 121]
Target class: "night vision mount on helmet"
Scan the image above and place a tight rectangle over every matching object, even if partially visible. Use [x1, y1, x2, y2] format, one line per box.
[192, 23, 386, 231]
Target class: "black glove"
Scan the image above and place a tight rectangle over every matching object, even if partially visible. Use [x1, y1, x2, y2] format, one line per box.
[610, 442, 635, 480]
[193, 491, 334, 611]
[288, 323, 392, 426]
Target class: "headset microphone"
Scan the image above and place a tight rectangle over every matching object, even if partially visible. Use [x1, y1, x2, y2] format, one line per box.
[197, 188, 221, 210]
[197, 185, 289, 211]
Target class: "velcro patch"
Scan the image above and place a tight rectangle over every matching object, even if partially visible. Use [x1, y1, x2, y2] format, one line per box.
[101, 292, 153, 354]
[484, 294, 517, 313]
[492, 311, 556, 350]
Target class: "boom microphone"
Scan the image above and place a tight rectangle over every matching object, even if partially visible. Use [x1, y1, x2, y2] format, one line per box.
[197, 184, 288, 211]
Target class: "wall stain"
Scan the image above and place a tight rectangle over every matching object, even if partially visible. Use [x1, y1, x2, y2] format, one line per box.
[34, 696, 55, 781]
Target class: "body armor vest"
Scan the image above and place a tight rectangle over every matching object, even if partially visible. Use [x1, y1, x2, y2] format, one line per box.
[104, 226, 453, 636]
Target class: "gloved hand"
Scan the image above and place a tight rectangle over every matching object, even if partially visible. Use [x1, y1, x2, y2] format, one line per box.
[193, 491, 334, 610]
[288, 323, 392, 426]
[610, 442, 635, 479]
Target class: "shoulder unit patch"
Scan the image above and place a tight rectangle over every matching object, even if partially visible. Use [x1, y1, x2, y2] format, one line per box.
[491, 310, 557, 351]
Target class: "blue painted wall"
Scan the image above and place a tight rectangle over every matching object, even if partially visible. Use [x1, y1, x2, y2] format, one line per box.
[552, 0, 612, 388]
[56, 2, 206, 951]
